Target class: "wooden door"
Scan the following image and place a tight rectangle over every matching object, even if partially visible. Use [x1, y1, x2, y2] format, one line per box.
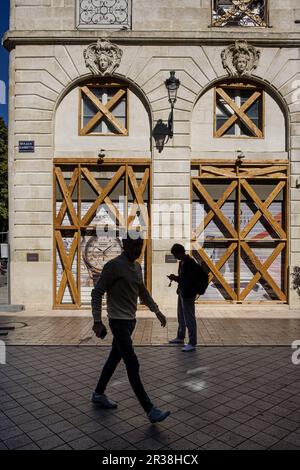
[53, 159, 151, 308]
[191, 161, 288, 303]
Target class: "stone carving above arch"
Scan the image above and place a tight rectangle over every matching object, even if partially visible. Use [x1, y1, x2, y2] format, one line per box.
[221, 40, 261, 77]
[83, 38, 123, 76]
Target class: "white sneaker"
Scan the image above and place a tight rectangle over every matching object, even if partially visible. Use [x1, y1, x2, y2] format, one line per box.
[182, 344, 196, 352]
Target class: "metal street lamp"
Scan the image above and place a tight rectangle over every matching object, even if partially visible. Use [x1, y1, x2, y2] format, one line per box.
[165, 71, 181, 138]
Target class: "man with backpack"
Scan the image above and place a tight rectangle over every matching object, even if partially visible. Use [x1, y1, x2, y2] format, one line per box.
[167, 244, 208, 352]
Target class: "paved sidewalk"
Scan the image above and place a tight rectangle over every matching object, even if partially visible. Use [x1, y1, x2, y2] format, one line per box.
[0, 316, 300, 346]
[0, 346, 300, 450]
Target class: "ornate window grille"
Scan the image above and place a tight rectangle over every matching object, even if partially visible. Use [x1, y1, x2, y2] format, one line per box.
[212, 1, 268, 27]
[76, 0, 132, 30]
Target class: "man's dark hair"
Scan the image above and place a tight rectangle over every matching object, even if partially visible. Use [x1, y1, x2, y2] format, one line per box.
[122, 232, 144, 251]
[171, 244, 186, 256]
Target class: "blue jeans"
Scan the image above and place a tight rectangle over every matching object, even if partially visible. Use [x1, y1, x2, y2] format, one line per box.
[177, 294, 197, 346]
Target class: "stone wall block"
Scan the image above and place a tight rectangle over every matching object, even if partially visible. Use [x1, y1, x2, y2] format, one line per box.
[15, 70, 65, 95]
[14, 186, 52, 199]
[14, 199, 52, 212]
[15, 82, 58, 102]
[15, 58, 70, 87]
[54, 45, 80, 81]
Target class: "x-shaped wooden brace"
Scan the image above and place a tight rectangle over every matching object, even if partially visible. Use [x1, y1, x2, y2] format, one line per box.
[216, 87, 262, 138]
[238, 166, 287, 179]
[192, 240, 238, 300]
[240, 179, 286, 239]
[127, 166, 150, 265]
[81, 166, 126, 228]
[81, 166, 126, 227]
[240, 241, 286, 301]
[80, 86, 127, 135]
[240, 180, 286, 239]
[55, 167, 79, 226]
[213, 1, 267, 27]
[193, 180, 238, 240]
[55, 231, 79, 304]
[193, 179, 238, 239]
[127, 166, 150, 230]
[199, 166, 237, 178]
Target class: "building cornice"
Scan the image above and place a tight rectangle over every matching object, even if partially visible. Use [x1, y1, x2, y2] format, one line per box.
[3, 29, 300, 50]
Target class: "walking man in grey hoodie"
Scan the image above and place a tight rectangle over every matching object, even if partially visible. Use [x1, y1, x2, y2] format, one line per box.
[91, 233, 170, 424]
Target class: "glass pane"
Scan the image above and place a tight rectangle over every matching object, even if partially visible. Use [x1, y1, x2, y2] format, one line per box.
[216, 89, 236, 135]
[82, 87, 127, 135]
[90, 121, 103, 133]
[56, 233, 77, 304]
[55, 168, 78, 226]
[216, 117, 235, 135]
[81, 167, 125, 226]
[83, 117, 104, 134]
[193, 182, 237, 239]
[240, 243, 285, 300]
[114, 99, 126, 116]
[90, 88, 104, 100]
[193, 243, 237, 300]
[246, 101, 259, 119]
[239, 120, 253, 137]
[240, 183, 284, 240]
[80, 231, 123, 306]
[83, 96, 97, 116]
[106, 120, 118, 133]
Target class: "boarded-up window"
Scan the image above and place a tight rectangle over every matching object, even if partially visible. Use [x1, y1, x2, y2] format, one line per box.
[79, 84, 128, 136]
[215, 84, 264, 138]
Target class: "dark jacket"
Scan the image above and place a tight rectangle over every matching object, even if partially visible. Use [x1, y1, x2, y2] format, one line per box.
[176, 255, 199, 298]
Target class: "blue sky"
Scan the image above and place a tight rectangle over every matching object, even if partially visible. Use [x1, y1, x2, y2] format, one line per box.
[0, 0, 9, 124]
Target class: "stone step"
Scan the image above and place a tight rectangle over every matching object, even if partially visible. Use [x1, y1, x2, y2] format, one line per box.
[0, 305, 25, 312]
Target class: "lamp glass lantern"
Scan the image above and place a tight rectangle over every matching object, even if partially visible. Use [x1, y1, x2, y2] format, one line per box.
[165, 70, 180, 105]
[165, 71, 181, 138]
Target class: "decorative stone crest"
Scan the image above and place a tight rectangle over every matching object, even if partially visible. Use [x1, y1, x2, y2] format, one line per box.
[83, 39, 123, 76]
[221, 40, 261, 77]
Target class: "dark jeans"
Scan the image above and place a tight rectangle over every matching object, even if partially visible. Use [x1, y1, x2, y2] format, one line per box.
[95, 319, 153, 413]
[177, 293, 197, 346]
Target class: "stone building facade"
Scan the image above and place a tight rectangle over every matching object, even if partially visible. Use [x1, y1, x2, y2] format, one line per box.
[3, 0, 300, 311]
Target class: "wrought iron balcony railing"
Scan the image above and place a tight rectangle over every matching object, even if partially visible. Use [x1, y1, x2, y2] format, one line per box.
[76, 0, 132, 30]
[212, 0, 268, 27]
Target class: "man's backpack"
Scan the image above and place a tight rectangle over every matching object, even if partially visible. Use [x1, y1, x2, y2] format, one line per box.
[193, 262, 209, 296]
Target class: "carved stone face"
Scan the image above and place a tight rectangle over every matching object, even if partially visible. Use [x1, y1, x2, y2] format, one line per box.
[234, 54, 249, 74]
[98, 53, 109, 72]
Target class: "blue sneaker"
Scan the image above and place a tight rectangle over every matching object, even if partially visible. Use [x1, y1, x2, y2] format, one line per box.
[147, 406, 170, 423]
[169, 338, 184, 344]
[182, 344, 196, 352]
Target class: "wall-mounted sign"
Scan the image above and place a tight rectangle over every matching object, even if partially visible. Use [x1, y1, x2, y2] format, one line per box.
[19, 141, 35, 153]
[165, 254, 177, 264]
[0, 244, 8, 259]
[27, 253, 39, 262]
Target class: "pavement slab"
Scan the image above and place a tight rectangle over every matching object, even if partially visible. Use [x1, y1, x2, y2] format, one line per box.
[0, 345, 300, 450]
[0, 316, 300, 345]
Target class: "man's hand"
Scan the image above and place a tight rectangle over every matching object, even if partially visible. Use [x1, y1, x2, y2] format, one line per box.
[156, 311, 167, 328]
[168, 274, 178, 282]
[93, 321, 107, 339]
